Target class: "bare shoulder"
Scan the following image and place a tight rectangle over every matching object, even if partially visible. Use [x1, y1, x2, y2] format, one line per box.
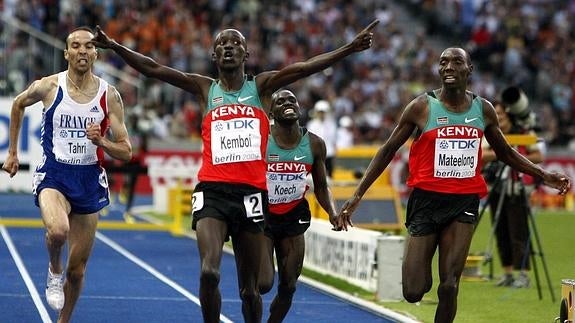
[308, 130, 324, 146]
[186, 72, 214, 87]
[480, 97, 497, 126]
[402, 93, 429, 121]
[254, 71, 277, 96]
[19, 74, 59, 103]
[32, 74, 59, 94]
[105, 84, 125, 113]
[307, 130, 326, 156]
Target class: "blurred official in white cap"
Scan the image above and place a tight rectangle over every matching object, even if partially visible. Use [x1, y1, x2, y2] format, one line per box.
[336, 115, 354, 150]
[307, 100, 337, 177]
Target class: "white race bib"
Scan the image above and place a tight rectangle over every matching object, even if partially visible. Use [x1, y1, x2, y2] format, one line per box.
[434, 138, 479, 178]
[243, 192, 264, 218]
[211, 118, 262, 165]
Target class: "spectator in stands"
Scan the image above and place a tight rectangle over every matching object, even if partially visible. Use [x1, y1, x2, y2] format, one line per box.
[338, 47, 571, 323]
[92, 20, 377, 323]
[259, 89, 340, 322]
[5, 0, 574, 148]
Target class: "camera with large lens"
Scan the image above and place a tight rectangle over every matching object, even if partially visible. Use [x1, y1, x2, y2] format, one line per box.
[501, 86, 536, 131]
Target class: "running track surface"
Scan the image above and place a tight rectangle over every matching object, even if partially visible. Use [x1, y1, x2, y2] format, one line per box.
[0, 193, 415, 323]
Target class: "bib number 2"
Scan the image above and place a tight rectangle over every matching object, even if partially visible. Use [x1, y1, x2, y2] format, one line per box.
[192, 192, 204, 212]
[243, 193, 264, 218]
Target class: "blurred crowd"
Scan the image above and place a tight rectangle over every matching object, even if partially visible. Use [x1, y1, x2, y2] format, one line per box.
[1, 0, 574, 150]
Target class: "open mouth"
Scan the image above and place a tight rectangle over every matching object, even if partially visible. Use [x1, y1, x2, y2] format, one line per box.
[223, 52, 234, 61]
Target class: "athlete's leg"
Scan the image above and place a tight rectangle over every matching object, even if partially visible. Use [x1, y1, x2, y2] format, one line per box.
[258, 235, 275, 294]
[232, 230, 269, 323]
[196, 217, 227, 323]
[402, 233, 437, 302]
[267, 234, 305, 323]
[38, 189, 72, 275]
[435, 221, 474, 323]
[57, 212, 98, 323]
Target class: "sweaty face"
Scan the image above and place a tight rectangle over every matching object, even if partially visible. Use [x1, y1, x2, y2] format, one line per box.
[213, 29, 247, 69]
[270, 90, 301, 124]
[65, 30, 97, 73]
[438, 48, 471, 88]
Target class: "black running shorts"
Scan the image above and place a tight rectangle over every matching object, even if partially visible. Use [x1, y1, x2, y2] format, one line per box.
[191, 182, 268, 238]
[405, 188, 480, 236]
[265, 199, 311, 240]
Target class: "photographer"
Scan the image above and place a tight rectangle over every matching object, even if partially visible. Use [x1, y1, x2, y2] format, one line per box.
[482, 88, 545, 288]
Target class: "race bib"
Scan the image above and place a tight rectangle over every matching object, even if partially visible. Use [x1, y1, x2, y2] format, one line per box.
[211, 118, 262, 165]
[243, 192, 264, 218]
[192, 191, 204, 212]
[267, 171, 307, 205]
[434, 138, 479, 178]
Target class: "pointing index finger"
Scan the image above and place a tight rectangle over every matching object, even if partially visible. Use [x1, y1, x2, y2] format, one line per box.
[362, 19, 379, 32]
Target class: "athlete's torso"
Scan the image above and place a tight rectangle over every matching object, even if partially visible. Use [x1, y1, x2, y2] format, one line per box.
[198, 76, 270, 190]
[407, 91, 488, 196]
[267, 128, 313, 214]
[41, 72, 109, 167]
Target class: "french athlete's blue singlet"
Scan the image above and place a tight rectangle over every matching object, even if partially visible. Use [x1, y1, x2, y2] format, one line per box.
[33, 71, 111, 214]
[41, 72, 110, 167]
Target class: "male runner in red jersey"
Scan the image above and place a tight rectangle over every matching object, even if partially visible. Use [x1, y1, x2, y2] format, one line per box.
[338, 47, 571, 323]
[260, 89, 338, 323]
[93, 20, 378, 323]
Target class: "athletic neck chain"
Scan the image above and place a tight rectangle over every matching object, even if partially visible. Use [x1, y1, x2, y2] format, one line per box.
[66, 72, 96, 97]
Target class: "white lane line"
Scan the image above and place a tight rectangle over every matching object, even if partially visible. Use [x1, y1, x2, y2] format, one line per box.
[0, 225, 53, 323]
[95, 231, 234, 323]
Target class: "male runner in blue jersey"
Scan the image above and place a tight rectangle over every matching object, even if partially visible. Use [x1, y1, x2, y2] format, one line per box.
[2, 27, 132, 323]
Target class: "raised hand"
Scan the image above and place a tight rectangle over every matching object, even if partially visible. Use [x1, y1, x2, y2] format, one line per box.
[91, 25, 114, 49]
[350, 19, 379, 52]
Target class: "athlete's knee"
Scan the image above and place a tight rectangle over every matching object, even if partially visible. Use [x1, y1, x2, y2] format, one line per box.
[46, 228, 68, 248]
[200, 266, 220, 288]
[258, 277, 274, 295]
[239, 286, 260, 303]
[403, 287, 424, 303]
[437, 279, 459, 300]
[66, 263, 87, 285]
[277, 281, 296, 298]
[402, 281, 430, 303]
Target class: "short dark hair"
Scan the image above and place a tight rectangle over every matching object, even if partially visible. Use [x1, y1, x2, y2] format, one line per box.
[65, 26, 94, 49]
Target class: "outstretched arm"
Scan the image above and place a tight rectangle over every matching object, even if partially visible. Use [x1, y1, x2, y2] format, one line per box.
[92, 25, 211, 104]
[309, 133, 339, 230]
[2, 77, 56, 177]
[86, 86, 132, 162]
[338, 96, 423, 222]
[257, 19, 379, 105]
[483, 99, 571, 194]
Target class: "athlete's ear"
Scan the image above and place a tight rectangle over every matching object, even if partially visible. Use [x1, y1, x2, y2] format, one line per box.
[211, 52, 217, 62]
[64, 49, 69, 61]
[244, 51, 249, 62]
